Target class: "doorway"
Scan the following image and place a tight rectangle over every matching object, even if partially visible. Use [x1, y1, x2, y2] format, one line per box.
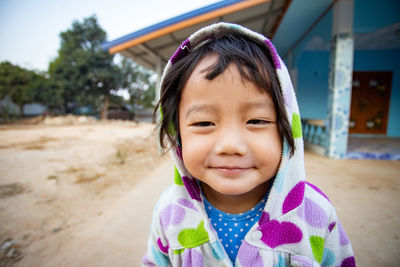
[349, 71, 392, 134]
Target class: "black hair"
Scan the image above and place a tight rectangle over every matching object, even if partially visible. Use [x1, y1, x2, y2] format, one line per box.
[155, 33, 295, 157]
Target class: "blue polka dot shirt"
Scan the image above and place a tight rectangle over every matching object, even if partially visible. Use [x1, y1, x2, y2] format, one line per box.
[203, 191, 270, 264]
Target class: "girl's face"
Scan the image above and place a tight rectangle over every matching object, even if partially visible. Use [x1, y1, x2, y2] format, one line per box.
[179, 55, 282, 201]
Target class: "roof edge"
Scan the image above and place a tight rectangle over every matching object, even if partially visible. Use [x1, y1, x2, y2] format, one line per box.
[102, 0, 271, 54]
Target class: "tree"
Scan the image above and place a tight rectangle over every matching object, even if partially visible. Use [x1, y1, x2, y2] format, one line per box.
[119, 57, 156, 117]
[49, 15, 119, 118]
[0, 61, 50, 118]
[32, 73, 64, 113]
[0, 62, 61, 120]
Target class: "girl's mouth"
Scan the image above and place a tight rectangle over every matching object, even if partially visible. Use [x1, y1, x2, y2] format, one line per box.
[212, 166, 251, 175]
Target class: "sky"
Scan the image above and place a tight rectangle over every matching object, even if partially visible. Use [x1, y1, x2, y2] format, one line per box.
[0, 0, 219, 71]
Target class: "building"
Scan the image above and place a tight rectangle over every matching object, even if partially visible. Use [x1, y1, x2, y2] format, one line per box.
[102, 0, 400, 159]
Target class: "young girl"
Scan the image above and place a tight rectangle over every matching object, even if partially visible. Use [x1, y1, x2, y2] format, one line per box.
[142, 22, 355, 267]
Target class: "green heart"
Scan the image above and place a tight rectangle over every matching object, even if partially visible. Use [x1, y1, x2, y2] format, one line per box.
[310, 236, 325, 263]
[292, 113, 302, 138]
[174, 166, 184, 185]
[173, 249, 184, 255]
[177, 220, 209, 248]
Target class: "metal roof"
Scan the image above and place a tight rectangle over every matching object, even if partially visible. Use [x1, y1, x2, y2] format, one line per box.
[101, 0, 291, 71]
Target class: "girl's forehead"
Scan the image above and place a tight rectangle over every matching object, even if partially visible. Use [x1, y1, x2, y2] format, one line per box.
[181, 63, 275, 112]
[188, 55, 246, 85]
[191, 54, 219, 75]
[185, 55, 273, 98]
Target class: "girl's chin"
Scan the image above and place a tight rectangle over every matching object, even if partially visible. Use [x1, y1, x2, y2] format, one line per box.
[206, 184, 254, 197]
[200, 177, 271, 198]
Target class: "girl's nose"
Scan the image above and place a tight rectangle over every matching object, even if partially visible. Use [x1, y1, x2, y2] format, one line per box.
[214, 127, 247, 156]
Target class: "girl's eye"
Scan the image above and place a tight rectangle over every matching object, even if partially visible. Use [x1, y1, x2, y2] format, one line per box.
[247, 119, 269, 125]
[192, 121, 214, 127]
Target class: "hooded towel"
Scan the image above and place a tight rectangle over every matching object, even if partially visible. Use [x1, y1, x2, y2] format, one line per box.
[142, 22, 355, 267]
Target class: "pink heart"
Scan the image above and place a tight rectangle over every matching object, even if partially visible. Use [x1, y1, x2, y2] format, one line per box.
[258, 220, 302, 248]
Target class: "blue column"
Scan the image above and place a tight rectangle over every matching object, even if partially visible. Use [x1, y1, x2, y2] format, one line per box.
[325, 33, 354, 158]
[325, 0, 354, 159]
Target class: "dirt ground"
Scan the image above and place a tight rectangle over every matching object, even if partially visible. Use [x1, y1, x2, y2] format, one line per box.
[0, 116, 399, 266]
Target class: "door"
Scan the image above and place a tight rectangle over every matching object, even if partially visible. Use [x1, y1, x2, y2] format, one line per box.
[349, 71, 392, 134]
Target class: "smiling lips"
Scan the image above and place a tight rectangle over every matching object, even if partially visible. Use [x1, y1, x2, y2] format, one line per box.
[211, 166, 252, 175]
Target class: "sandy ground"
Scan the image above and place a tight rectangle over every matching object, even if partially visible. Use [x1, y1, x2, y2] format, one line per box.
[0, 117, 399, 266]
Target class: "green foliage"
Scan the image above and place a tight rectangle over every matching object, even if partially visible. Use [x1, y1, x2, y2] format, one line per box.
[119, 57, 156, 111]
[1, 15, 157, 121]
[0, 61, 31, 105]
[0, 61, 53, 117]
[48, 15, 120, 117]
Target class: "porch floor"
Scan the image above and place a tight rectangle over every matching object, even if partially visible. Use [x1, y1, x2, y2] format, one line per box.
[347, 137, 400, 160]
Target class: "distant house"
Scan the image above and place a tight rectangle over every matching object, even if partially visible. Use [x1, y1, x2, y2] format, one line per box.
[0, 95, 46, 117]
[23, 103, 46, 116]
[0, 95, 19, 115]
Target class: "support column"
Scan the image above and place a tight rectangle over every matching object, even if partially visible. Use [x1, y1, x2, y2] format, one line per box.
[155, 56, 163, 104]
[325, 0, 354, 159]
[154, 56, 164, 153]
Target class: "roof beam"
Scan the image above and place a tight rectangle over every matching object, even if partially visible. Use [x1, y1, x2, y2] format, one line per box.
[271, 0, 292, 37]
[143, 9, 283, 55]
[236, 7, 283, 27]
[122, 49, 155, 70]
[138, 43, 168, 62]
[261, 0, 275, 36]
[109, 0, 272, 54]
[284, 0, 336, 57]
[169, 33, 179, 43]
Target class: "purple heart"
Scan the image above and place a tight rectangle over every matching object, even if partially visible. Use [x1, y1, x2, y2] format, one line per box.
[291, 255, 314, 267]
[306, 182, 331, 203]
[170, 39, 191, 64]
[177, 198, 198, 211]
[176, 147, 183, 160]
[141, 255, 155, 267]
[264, 39, 281, 69]
[159, 204, 185, 229]
[237, 241, 264, 267]
[259, 220, 303, 248]
[297, 197, 328, 228]
[328, 222, 336, 232]
[282, 181, 305, 214]
[283, 85, 293, 112]
[182, 176, 202, 202]
[338, 221, 350, 246]
[157, 238, 169, 254]
[259, 211, 270, 225]
[182, 249, 203, 267]
[341, 256, 356, 267]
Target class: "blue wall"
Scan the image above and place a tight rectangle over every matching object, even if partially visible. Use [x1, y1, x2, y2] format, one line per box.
[297, 49, 400, 137]
[297, 51, 330, 119]
[272, 0, 333, 57]
[292, 0, 400, 137]
[354, 0, 400, 33]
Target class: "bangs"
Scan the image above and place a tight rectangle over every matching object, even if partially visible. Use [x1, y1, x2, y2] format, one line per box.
[199, 34, 275, 96]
